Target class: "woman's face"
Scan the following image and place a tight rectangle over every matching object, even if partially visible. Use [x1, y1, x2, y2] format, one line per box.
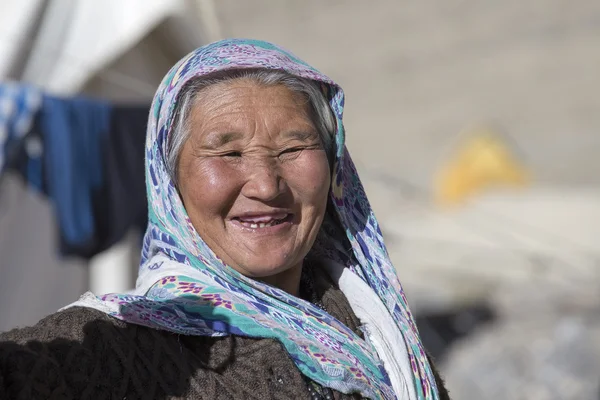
[177, 79, 331, 285]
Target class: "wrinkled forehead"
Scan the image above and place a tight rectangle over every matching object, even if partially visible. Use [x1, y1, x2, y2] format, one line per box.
[149, 40, 341, 158]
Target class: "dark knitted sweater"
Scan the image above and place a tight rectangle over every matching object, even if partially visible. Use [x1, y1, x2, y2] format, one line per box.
[0, 272, 450, 400]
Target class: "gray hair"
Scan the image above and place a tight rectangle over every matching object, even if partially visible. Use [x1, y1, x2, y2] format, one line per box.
[166, 69, 336, 184]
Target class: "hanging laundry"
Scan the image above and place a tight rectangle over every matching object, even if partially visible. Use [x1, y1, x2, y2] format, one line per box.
[83, 105, 148, 257]
[38, 95, 111, 256]
[1, 81, 150, 259]
[38, 98, 150, 258]
[0, 82, 43, 184]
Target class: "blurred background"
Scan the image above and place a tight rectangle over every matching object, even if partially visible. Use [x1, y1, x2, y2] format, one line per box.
[1, 0, 599, 398]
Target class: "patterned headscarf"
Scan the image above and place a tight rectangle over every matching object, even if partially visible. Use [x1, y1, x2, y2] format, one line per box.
[74, 39, 439, 399]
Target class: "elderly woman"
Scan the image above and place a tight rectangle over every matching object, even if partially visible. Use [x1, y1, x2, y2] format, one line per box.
[0, 39, 449, 399]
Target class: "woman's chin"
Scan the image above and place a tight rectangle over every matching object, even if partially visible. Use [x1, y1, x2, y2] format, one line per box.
[232, 258, 300, 280]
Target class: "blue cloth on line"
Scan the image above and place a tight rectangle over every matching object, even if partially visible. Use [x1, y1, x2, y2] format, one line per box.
[0, 82, 42, 179]
[39, 95, 111, 249]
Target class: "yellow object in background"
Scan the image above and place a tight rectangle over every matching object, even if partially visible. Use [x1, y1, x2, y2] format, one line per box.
[434, 130, 530, 206]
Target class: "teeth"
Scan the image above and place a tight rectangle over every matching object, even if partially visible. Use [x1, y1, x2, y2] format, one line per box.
[238, 217, 285, 229]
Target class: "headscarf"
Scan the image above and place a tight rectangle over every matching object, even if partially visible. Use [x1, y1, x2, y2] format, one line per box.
[68, 39, 439, 399]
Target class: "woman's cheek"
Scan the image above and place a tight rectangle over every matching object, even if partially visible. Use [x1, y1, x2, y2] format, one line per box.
[287, 151, 331, 198]
[186, 159, 240, 206]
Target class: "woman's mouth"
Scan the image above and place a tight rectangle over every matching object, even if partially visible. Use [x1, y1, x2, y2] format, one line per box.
[231, 214, 293, 229]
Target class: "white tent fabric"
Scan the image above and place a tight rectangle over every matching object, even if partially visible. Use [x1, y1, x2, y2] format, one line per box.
[22, 0, 189, 94]
[1, 0, 207, 95]
[0, 0, 209, 331]
[0, 0, 44, 78]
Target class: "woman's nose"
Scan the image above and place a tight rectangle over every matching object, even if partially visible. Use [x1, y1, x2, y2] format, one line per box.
[241, 159, 286, 202]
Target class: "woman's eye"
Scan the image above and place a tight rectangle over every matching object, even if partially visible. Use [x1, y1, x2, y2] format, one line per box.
[280, 147, 303, 155]
[222, 151, 242, 157]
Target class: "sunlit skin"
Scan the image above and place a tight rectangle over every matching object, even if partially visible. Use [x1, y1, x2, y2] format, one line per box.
[177, 79, 331, 296]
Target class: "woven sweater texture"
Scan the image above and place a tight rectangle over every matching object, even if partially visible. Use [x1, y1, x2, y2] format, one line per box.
[0, 271, 449, 399]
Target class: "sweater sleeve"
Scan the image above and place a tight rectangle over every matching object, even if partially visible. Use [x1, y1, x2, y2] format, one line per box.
[0, 307, 116, 399]
[0, 307, 112, 343]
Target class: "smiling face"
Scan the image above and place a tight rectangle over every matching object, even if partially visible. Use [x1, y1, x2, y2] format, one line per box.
[177, 78, 331, 293]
